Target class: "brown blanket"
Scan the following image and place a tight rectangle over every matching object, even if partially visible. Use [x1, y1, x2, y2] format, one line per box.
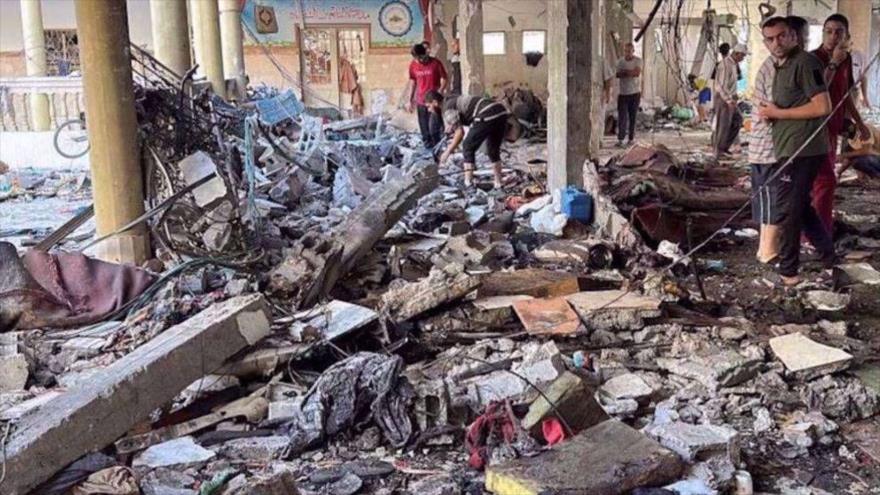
[0, 242, 156, 331]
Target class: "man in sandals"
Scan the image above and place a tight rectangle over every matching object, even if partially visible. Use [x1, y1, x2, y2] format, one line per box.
[426, 90, 510, 188]
[757, 16, 835, 286]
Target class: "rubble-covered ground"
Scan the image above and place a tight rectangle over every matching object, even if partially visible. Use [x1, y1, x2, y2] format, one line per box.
[1, 96, 880, 495]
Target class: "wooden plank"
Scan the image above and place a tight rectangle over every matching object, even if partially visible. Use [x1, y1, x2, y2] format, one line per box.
[479, 269, 580, 299]
[512, 297, 581, 335]
[0, 295, 271, 495]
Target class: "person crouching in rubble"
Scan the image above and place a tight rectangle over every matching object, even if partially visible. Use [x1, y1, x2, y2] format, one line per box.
[426, 90, 510, 189]
[837, 119, 880, 181]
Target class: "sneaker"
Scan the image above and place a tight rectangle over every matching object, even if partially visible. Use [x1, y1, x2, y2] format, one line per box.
[626, 139, 634, 146]
[616, 141, 625, 148]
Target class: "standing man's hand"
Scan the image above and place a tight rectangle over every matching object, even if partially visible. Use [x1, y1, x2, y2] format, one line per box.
[727, 100, 736, 110]
[405, 102, 414, 113]
[757, 100, 779, 120]
[439, 151, 450, 165]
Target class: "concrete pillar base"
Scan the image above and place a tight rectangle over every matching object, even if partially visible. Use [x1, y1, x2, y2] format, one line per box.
[93, 234, 150, 266]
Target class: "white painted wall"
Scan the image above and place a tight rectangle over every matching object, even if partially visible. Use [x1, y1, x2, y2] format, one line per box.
[0, 132, 89, 170]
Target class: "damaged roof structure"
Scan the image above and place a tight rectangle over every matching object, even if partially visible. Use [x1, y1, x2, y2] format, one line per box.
[2, 1, 880, 495]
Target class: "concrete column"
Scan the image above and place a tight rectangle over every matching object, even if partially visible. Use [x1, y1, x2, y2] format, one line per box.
[547, 0, 603, 191]
[458, 0, 484, 96]
[189, 0, 226, 98]
[219, 0, 246, 99]
[149, 0, 191, 76]
[74, 0, 148, 264]
[19, 0, 50, 131]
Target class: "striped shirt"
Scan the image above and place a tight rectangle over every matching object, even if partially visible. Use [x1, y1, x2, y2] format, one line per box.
[714, 56, 739, 104]
[749, 57, 777, 164]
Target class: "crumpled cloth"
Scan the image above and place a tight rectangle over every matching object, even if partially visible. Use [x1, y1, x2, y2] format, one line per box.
[280, 352, 414, 455]
[35, 453, 116, 495]
[542, 417, 566, 446]
[465, 401, 517, 470]
[71, 467, 138, 495]
[0, 241, 156, 330]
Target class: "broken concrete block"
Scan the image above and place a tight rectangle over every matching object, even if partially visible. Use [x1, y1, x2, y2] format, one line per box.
[802, 375, 880, 422]
[133, 436, 215, 470]
[140, 468, 198, 495]
[408, 474, 459, 495]
[268, 400, 298, 422]
[769, 333, 853, 380]
[657, 351, 761, 390]
[1, 295, 271, 495]
[817, 320, 848, 337]
[599, 373, 654, 402]
[657, 350, 762, 390]
[512, 296, 581, 335]
[522, 371, 608, 437]
[485, 420, 683, 495]
[752, 407, 774, 433]
[223, 469, 300, 495]
[478, 269, 580, 299]
[290, 300, 378, 342]
[566, 290, 662, 332]
[834, 262, 880, 286]
[0, 354, 28, 391]
[179, 151, 227, 208]
[212, 435, 289, 461]
[464, 342, 564, 409]
[804, 290, 850, 312]
[0, 391, 62, 421]
[381, 263, 479, 323]
[645, 421, 739, 463]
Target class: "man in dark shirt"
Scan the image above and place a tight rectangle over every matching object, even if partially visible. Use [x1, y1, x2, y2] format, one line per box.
[407, 43, 448, 149]
[809, 14, 870, 234]
[757, 16, 834, 286]
[425, 90, 509, 188]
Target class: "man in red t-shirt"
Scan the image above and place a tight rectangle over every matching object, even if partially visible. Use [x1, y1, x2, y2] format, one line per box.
[407, 43, 448, 149]
[810, 14, 870, 234]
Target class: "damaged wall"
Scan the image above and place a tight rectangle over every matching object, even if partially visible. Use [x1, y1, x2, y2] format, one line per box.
[481, 0, 550, 98]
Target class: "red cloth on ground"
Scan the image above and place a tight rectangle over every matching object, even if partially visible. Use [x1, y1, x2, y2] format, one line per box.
[408, 57, 447, 105]
[542, 418, 566, 446]
[465, 402, 516, 470]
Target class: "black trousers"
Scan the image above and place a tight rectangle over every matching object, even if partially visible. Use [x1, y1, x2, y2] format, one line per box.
[417, 104, 442, 148]
[777, 155, 834, 277]
[462, 118, 507, 163]
[617, 93, 640, 141]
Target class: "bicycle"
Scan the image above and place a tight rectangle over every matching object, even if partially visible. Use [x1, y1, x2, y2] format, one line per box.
[53, 113, 90, 159]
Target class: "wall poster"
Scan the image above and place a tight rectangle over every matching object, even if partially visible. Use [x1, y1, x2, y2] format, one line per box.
[242, 0, 426, 48]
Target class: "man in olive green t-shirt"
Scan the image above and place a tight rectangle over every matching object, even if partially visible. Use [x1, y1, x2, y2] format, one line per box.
[757, 17, 834, 285]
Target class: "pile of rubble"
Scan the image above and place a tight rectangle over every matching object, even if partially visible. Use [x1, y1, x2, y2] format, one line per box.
[2, 77, 880, 495]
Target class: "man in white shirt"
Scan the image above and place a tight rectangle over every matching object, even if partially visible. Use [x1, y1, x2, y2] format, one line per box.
[713, 43, 747, 158]
[616, 42, 642, 147]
